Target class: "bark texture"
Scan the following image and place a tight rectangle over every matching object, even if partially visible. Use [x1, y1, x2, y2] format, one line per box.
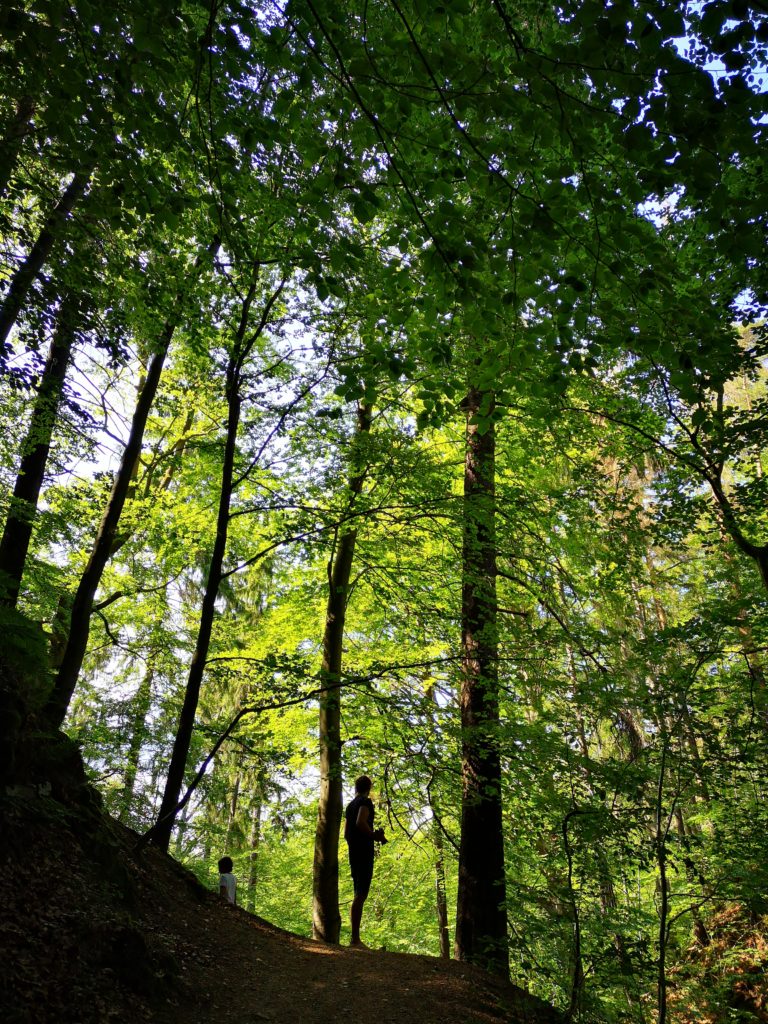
[312, 403, 372, 943]
[454, 386, 508, 976]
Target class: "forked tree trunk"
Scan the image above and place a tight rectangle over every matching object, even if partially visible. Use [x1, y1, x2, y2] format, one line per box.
[312, 403, 372, 943]
[454, 386, 508, 976]
[0, 168, 91, 348]
[0, 291, 80, 606]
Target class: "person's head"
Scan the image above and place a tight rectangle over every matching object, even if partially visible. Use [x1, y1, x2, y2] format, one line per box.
[354, 775, 372, 795]
[218, 856, 233, 874]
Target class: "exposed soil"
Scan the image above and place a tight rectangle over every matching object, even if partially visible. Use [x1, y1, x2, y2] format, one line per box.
[0, 776, 562, 1024]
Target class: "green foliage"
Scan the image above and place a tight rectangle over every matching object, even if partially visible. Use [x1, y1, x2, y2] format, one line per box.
[4, 1, 768, 1018]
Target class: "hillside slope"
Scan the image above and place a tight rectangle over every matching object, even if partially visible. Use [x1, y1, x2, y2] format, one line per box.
[0, 747, 562, 1024]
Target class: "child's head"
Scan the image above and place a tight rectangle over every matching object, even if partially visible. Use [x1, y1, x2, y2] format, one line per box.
[218, 856, 234, 874]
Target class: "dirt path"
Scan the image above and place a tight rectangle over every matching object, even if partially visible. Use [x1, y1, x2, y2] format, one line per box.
[1, 794, 561, 1024]
[154, 894, 562, 1024]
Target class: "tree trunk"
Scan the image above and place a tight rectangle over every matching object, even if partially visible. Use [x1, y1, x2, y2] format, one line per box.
[148, 274, 261, 852]
[119, 664, 155, 823]
[44, 326, 174, 727]
[247, 793, 263, 913]
[0, 168, 90, 349]
[426, 681, 451, 959]
[0, 94, 35, 201]
[44, 239, 220, 728]
[0, 291, 80, 606]
[454, 386, 508, 976]
[312, 402, 372, 943]
[226, 764, 243, 849]
[433, 819, 451, 959]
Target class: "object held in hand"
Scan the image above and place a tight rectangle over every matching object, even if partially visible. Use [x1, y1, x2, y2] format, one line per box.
[374, 828, 388, 844]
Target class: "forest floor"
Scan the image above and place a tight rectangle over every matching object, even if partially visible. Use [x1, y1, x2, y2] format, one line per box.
[0, 782, 563, 1024]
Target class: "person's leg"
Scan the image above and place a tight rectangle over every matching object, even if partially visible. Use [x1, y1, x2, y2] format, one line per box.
[350, 892, 366, 944]
[349, 855, 373, 945]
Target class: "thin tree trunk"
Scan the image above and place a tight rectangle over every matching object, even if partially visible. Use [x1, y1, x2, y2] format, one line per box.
[0, 94, 35, 200]
[119, 664, 155, 823]
[674, 807, 710, 947]
[655, 739, 670, 1024]
[148, 273, 263, 853]
[426, 681, 451, 959]
[312, 402, 372, 943]
[174, 799, 191, 859]
[226, 765, 242, 848]
[0, 169, 90, 348]
[433, 819, 451, 959]
[455, 386, 508, 976]
[247, 794, 263, 913]
[0, 291, 80, 606]
[44, 238, 220, 729]
[44, 325, 173, 727]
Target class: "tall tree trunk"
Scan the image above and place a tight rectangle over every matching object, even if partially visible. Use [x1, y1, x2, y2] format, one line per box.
[148, 273, 263, 852]
[119, 664, 155, 823]
[44, 325, 174, 727]
[312, 402, 372, 943]
[0, 291, 80, 606]
[44, 239, 220, 729]
[226, 763, 243, 849]
[247, 792, 264, 913]
[433, 819, 451, 959]
[454, 386, 508, 976]
[426, 681, 451, 959]
[0, 94, 35, 201]
[0, 168, 90, 348]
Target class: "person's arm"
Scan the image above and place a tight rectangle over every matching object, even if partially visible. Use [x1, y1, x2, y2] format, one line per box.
[356, 802, 375, 836]
[356, 802, 386, 842]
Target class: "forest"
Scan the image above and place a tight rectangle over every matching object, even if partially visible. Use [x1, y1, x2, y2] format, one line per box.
[1, 0, 768, 1020]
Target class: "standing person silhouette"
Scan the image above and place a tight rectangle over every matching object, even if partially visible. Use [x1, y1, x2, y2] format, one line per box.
[344, 775, 387, 947]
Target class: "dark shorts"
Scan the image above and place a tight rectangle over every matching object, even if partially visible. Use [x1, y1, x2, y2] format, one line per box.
[349, 850, 374, 899]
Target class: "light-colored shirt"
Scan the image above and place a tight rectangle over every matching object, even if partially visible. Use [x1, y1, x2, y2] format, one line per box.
[219, 871, 236, 904]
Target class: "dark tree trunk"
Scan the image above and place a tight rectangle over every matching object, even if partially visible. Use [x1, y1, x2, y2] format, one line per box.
[434, 821, 451, 959]
[454, 386, 508, 976]
[0, 94, 35, 200]
[0, 169, 90, 349]
[426, 681, 451, 959]
[150, 388, 243, 851]
[312, 403, 372, 943]
[44, 326, 174, 728]
[44, 239, 220, 729]
[148, 272, 267, 852]
[0, 291, 80, 606]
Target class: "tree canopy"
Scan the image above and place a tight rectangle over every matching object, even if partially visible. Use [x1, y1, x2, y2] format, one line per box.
[2, 1, 768, 1020]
